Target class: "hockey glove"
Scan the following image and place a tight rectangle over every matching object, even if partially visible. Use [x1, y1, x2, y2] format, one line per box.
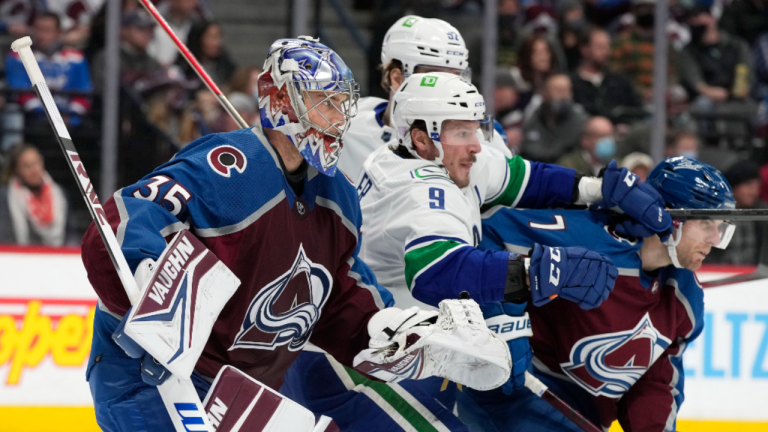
[529, 244, 618, 310]
[112, 307, 172, 387]
[592, 160, 672, 240]
[481, 301, 533, 394]
[353, 300, 512, 391]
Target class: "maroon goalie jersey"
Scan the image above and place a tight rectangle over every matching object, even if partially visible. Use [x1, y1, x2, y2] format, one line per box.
[81, 127, 392, 389]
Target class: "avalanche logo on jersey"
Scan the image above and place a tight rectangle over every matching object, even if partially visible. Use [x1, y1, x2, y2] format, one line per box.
[561, 313, 671, 398]
[207, 145, 247, 177]
[230, 244, 332, 352]
[603, 225, 638, 246]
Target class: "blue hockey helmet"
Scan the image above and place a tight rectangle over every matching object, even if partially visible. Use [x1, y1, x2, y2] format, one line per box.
[258, 36, 359, 176]
[647, 156, 735, 210]
[647, 157, 736, 266]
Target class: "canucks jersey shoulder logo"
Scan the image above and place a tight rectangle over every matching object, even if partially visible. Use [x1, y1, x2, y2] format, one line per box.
[230, 244, 332, 352]
[410, 165, 453, 183]
[561, 313, 671, 398]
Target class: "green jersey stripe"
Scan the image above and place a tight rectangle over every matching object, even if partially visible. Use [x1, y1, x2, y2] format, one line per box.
[325, 354, 450, 432]
[404, 240, 466, 290]
[484, 156, 529, 210]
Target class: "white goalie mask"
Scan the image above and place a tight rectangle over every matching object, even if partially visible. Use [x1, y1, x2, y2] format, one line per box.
[389, 73, 493, 162]
[259, 36, 359, 176]
[381, 16, 471, 81]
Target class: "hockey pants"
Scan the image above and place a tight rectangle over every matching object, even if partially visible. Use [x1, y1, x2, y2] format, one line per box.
[86, 306, 211, 432]
[456, 368, 601, 432]
[281, 350, 470, 432]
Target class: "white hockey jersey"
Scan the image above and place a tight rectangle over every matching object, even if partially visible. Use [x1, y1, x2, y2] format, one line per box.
[337, 96, 393, 182]
[339, 97, 512, 184]
[356, 145, 530, 310]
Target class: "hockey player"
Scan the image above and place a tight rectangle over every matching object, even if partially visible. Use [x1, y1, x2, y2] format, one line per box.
[336, 15, 511, 182]
[281, 72, 672, 431]
[459, 156, 735, 431]
[80, 38, 509, 431]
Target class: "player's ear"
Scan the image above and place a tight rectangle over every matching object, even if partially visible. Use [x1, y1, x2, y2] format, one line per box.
[390, 68, 404, 93]
[411, 128, 434, 155]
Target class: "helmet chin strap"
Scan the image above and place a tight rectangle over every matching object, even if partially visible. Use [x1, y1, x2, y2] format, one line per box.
[663, 221, 685, 269]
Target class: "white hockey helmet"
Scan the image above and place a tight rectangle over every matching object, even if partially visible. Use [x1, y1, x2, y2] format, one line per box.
[390, 72, 493, 161]
[381, 16, 470, 81]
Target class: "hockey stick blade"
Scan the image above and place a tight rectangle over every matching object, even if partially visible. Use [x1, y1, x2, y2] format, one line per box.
[524, 372, 602, 432]
[701, 264, 768, 288]
[667, 209, 768, 221]
[10, 36, 213, 432]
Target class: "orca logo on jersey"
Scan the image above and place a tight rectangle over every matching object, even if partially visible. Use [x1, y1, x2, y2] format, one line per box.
[561, 313, 671, 398]
[230, 244, 332, 352]
[207, 145, 247, 177]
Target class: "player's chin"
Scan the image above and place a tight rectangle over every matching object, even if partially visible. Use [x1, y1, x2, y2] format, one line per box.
[685, 255, 706, 272]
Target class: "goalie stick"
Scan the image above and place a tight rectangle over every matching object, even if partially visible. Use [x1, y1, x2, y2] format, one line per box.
[10, 36, 213, 432]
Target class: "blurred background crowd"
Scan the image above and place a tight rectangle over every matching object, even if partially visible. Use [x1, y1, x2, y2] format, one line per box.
[0, 0, 766, 266]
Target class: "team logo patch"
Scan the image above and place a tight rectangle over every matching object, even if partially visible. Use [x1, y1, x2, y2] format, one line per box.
[207, 145, 247, 177]
[603, 225, 638, 246]
[561, 313, 671, 398]
[230, 244, 332, 352]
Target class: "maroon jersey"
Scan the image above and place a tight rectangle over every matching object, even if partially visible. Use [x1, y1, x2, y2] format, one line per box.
[82, 127, 391, 389]
[481, 209, 705, 431]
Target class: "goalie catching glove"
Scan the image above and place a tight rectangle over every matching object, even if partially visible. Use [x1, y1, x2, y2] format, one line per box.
[353, 299, 512, 391]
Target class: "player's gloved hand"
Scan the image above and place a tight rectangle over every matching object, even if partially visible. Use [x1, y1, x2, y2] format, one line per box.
[481, 301, 533, 394]
[592, 160, 672, 241]
[141, 352, 171, 386]
[528, 244, 618, 310]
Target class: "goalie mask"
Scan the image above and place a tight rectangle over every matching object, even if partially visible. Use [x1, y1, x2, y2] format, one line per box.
[259, 36, 359, 176]
[647, 156, 736, 268]
[389, 73, 493, 162]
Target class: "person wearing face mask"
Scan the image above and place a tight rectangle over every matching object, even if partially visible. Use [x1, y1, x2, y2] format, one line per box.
[678, 6, 753, 105]
[521, 74, 588, 163]
[0, 144, 71, 246]
[610, 0, 680, 102]
[557, 0, 587, 71]
[556, 116, 615, 176]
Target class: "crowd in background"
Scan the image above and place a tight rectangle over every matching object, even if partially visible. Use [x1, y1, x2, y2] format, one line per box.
[0, 0, 766, 265]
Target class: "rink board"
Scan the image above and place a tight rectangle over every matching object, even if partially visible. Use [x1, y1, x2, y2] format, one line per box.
[0, 247, 766, 431]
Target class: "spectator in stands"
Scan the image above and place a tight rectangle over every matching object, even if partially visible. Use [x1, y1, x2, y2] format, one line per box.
[556, 116, 615, 175]
[620, 152, 654, 181]
[148, 0, 201, 66]
[720, 0, 768, 47]
[610, 0, 678, 102]
[469, 0, 522, 80]
[666, 130, 699, 159]
[520, 74, 588, 163]
[0, 144, 70, 246]
[228, 65, 262, 104]
[678, 6, 753, 108]
[509, 34, 564, 120]
[571, 27, 642, 125]
[708, 161, 767, 265]
[92, 10, 163, 93]
[45, 0, 98, 48]
[0, 0, 34, 37]
[755, 33, 768, 100]
[557, 0, 587, 71]
[179, 21, 236, 89]
[5, 12, 92, 125]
